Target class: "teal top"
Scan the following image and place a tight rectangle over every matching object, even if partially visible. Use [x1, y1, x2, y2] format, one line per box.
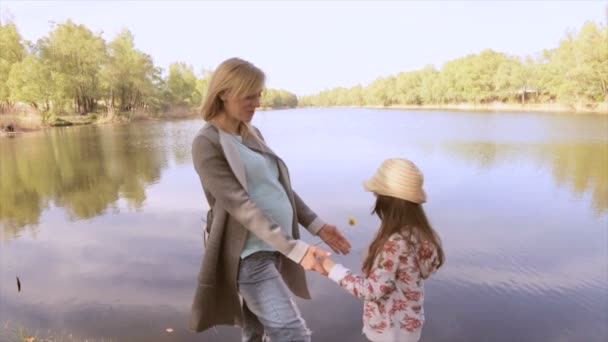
[231, 135, 294, 259]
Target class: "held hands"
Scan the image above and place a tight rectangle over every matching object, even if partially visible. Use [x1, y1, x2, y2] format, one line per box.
[318, 224, 352, 255]
[299, 246, 331, 275]
[322, 256, 335, 275]
[300, 224, 350, 276]
[299, 246, 337, 277]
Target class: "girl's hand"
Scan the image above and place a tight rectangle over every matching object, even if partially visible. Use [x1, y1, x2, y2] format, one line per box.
[322, 257, 336, 275]
[300, 246, 331, 275]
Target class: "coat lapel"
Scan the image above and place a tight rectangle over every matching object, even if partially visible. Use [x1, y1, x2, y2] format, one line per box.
[216, 126, 298, 236]
[216, 125, 285, 191]
[242, 134, 278, 158]
[218, 129, 248, 191]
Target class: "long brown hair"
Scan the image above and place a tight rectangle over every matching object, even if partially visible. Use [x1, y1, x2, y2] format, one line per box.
[201, 57, 265, 141]
[362, 194, 445, 276]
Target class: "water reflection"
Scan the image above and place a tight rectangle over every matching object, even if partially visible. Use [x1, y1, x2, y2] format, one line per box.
[442, 141, 608, 214]
[0, 124, 172, 240]
[2, 117, 606, 240]
[0, 110, 606, 342]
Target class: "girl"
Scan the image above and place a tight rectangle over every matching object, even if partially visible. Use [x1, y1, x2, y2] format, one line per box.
[323, 158, 445, 342]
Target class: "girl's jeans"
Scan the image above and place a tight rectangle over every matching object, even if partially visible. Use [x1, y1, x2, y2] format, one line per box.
[237, 251, 311, 342]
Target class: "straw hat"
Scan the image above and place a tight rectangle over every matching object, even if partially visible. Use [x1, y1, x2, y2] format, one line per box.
[364, 158, 427, 204]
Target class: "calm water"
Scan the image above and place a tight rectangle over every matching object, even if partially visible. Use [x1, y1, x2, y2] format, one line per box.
[1, 109, 607, 342]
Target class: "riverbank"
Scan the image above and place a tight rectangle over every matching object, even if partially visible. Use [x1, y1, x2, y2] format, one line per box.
[0, 105, 300, 135]
[0, 113, 43, 133]
[2, 101, 605, 136]
[301, 102, 608, 114]
[0, 107, 200, 135]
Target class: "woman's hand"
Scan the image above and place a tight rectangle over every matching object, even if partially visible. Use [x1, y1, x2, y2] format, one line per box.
[322, 257, 336, 275]
[300, 246, 331, 275]
[318, 224, 352, 255]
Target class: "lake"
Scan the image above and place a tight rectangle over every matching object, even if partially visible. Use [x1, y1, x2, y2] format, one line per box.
[1, 108, 607, 342]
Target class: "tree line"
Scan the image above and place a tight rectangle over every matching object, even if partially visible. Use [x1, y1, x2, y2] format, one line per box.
[1, 19, 606, 117]
[0, 20, 298, 118]
[299, 21, 607, 110]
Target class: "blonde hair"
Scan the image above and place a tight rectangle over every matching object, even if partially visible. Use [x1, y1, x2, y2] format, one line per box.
[201, 57, 265, 140]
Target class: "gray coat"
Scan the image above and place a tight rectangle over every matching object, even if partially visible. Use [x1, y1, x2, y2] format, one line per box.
[189, 123, 326, 332]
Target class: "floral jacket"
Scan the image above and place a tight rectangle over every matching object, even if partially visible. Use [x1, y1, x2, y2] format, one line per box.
[328, 229, 441, 342]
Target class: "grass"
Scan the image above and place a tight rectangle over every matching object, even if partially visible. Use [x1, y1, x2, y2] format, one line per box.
[0, 321, 114, 342]
[0, 114, 43, 131]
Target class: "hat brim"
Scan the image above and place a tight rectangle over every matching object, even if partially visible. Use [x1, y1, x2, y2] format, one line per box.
[363, 177, 427, 204]
[363, 178, 377, 193]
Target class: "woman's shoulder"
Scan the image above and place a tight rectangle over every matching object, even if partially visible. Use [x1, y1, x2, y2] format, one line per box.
[193, 123, 219, 143]
[192, 124, 222, 154]
[199, 122, 219, 138]
[250, 125, 265, 141]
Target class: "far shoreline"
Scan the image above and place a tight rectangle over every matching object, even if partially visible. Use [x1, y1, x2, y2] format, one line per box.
[2, 102, 606, 136]
[297, 102, 608, 114]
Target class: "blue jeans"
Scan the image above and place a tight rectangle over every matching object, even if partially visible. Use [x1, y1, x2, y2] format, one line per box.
[237, 251, 311, 342]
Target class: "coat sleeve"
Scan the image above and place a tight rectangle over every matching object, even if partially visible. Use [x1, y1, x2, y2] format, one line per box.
[192, 133, 309, 263]
[293, 191, 326, 235]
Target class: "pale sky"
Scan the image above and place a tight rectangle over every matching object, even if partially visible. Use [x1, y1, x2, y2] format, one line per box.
[1, 0, 606, 96]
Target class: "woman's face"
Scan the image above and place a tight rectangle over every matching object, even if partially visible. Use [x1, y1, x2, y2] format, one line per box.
[223, 91, 262, 123]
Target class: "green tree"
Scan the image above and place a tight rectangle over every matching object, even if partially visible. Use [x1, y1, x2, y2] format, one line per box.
[395, 71, 423, 105]
[194, 69, 213, 106]
[364, 77, 395, 106]
[100, 29, 160, 112]
[0, 21, 26, 109]
[261, 88, 298, 108]
[549, 22, 608, 105]
[7, 55, 53, 111]
[38, 20, 107, 114]
[418, 65, 441, 104]
[166, 62, 197, 106]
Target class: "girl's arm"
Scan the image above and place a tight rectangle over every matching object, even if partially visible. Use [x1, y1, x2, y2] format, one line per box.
[326, 234, 407, 302]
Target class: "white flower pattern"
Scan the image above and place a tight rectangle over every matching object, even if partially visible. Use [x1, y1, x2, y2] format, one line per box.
[332, 229, 440, 341]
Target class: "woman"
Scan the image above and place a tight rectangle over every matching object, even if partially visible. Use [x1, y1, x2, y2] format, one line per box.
[189, 57, 351, 342]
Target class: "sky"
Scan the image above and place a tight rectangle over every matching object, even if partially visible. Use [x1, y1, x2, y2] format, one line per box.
[1, 0, 606, 96]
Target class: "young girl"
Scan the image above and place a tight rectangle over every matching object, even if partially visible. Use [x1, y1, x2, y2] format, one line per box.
[323, 158, 445, 342]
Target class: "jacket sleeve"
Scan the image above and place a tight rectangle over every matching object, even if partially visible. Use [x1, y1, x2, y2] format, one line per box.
[328, 234, 407, 301]
[192, 133, 309, 263]
[293, 191, 326, 235]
